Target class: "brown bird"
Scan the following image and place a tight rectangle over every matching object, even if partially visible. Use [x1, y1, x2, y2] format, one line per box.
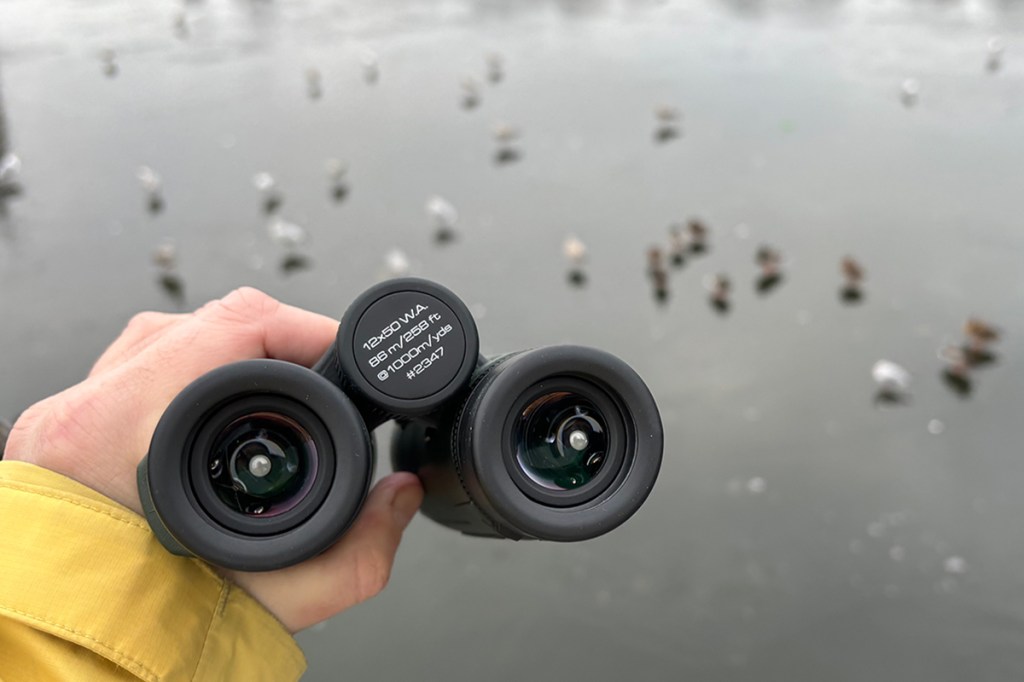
[688, 219, 708, 253]
[964, 318, 1000, 346]
[841, 257, 864, 284]
[755, 245, 780, 274]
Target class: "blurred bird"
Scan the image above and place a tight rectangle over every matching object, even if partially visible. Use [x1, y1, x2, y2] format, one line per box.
[688, 219, 708, 254]
[654, 106, 681, 143]
[252, 172, 283, 213]
[493, 123, 522, 164]
[461, 78, 481, 110]
[900, 78, 920, 107]
[486, 52, 504, 83]
[0, 153, 22, 196]
[384, 249, 410, 278]
[647, 246, 669, 303]
[986, 37, 1005, 72]
[564, 235, 587, 287]
[964, 318, 1000, 348]
[755, 245, 783, 293]
[840, 256, 865, 303]
[99, 48, 118, 77]
[173, 11, 189, 39]
[360, 50, 380, 84]
[426, 195, 458, 243]
[707, 273, 731, 314]
[872, 359, 911, 405]
[151, 241, 177, 271]
[668, 224, 686, 266]
[306, 68, 323, 99]
[267, 217, 308, 250]
[137, 166, 164, 213]
[324, 158, 349, 201]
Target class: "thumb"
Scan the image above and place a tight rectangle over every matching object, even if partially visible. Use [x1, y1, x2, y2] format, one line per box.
[231, 472, 424, 633]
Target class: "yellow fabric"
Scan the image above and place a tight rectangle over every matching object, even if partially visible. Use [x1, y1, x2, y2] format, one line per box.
[0, 461, 306, 681]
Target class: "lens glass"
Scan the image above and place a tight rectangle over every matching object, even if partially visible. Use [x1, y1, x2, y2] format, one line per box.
[208, 412, 319, 517]
[514, 392, 608, 491]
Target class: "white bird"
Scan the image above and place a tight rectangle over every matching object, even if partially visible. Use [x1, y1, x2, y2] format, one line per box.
[0, 153, 21, 186]
[151, 241, 177, 270]
[872, 360, 911, 393]
[384, 249, 410, 277]
[137, 166, 162, 194]
[324, 158, 348, 184]
[252, 172, 276, 194]
[493, 123, 520, 145]
[900, 78, 920, 107]
[267, 217, 307, 250]
[425, 196, 458, 229]
[563, 236, 587, 266]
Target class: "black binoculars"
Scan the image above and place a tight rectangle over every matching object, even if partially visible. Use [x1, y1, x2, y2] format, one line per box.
[139, 279, 663, 571]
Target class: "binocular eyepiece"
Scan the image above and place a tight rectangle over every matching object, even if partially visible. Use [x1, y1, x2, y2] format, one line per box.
[139, 278, 663, 571]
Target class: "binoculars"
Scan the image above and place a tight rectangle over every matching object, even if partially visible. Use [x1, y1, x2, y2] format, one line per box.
[139, 279, 663, 571]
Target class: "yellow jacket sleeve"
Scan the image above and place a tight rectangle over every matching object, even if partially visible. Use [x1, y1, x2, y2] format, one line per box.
[0, 461, 306, 682]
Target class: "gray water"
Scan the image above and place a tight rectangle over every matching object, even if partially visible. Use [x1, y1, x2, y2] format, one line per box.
[2, 1, 1024, 680]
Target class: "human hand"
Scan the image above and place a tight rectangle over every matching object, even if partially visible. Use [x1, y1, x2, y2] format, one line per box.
[4, 287, 423, 633]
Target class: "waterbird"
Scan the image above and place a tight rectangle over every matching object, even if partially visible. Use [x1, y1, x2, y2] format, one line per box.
[426, 195, 458, 243]
[564, 235, 587, 287]
[900, 78, 920, 107]
[151, 241, 177, 271]
[99, 48, 118, 77]
[840, 256, 865, 303]
[668, 224, 686, 266]
[136, 166, 164, 213]
[987, 37, 1005, 72]
[688, 219, 708, 253]
[267, 217, 308, 250]
[461, 78, 481, 110]
[324, 158, 349, 201]
[653, 106, 681, 143]
[754, 244, 783, 293]
[360, 50, 380, 84]
[252, 172, 283, 213]
[493, 123, 522, 164]
[384, 249, 410, 278]
[872, 359, 911, 405]
[306, 68, 323, 99]
[486, 52, 504, 83]
[0, 153, 22, 196]
[707, 273, 731, 314]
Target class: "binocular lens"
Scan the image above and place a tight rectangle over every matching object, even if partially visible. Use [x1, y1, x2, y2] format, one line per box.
[515, 392, 608, 492]
[209, 412, 318, 517]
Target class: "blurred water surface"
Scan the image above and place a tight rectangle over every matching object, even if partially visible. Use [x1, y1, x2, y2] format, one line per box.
[2, 0, 1024, 680]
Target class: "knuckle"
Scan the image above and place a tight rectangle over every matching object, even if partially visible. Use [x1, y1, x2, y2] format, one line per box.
[352, 548, 392, 602]
[199, 287, 279, 324]
[125, 311, 164, 334]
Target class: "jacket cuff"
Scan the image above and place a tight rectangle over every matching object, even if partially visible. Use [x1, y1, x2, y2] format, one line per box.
[0, 461, 306, 681]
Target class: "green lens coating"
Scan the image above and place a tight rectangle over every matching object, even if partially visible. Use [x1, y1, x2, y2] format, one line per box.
[514, 392, 608, 491]
[209, 412, 318, 517]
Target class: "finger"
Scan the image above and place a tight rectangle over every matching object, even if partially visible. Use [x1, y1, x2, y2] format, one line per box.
[89, 312, 187, 377]
[225, 472, 423, 632]
[192, 287, 340, 367]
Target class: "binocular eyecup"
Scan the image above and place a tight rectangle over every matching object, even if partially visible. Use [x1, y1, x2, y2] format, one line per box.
[139, 278, 662, 572]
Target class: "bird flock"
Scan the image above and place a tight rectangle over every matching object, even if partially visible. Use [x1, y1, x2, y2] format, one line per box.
[0, 27, 1009, 408]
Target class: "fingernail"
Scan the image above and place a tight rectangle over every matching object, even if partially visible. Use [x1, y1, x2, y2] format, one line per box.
[392, 484, 422, 527]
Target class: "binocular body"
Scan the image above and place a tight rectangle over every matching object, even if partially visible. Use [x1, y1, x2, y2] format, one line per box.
[139, 278, 663, 571]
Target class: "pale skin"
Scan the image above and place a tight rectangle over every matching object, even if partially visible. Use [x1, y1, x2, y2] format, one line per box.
[4, 287, 424, 633]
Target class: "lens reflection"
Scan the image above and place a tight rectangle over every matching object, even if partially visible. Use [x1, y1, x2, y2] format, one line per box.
[209, 412, 318, 517]
[514, 392, 608, 491]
